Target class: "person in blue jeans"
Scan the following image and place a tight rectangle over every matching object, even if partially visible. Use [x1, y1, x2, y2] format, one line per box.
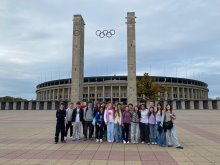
[114, 104, 122, 143]
[156, 102, 166, 146]
[148, 106, 157, 145]
[104, 102, 115, 143]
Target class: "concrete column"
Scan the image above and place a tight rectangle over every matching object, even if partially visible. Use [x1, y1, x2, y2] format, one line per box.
[171, 87, 174, 100]
[71, 15, 85, 103]
[53, 89, 55, 100]
[110, 86, 113, 103]
[190, 101, 194, 110]
[208, 100, 212, 110]
[177, 87, 180, 100]
[62, 88, 65, 100]
[199, 100, 203, 110]
[126, 12, 137, 105]
[119, 86, 121, 102]
[13, 102, 16, 110]
[57, 89, 60, 101]
[44, 102, 48, 110]
[181, 100, 185, 110]
[52, 101, 56, 110]
[21, 102, 24, 110]
[182, 88, 185, 99]
[67, 88, 70, 101]
[5, 102, 9, 110]
[172, 101, 177, 110]
[217, 100, 220, 110]
[164, 91, 168, 101]
[187, 88, 190, 100]
[36, 102, 40, 110]
[95, 86, 97, 101]
[102, 86, 105, 102]
[28, 102, 32, 110]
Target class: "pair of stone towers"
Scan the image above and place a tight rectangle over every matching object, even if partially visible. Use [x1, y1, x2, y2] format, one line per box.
[71, 12, 137, 105]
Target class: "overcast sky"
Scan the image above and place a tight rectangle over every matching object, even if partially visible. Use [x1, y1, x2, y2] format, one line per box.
[0, 0, 220, 100]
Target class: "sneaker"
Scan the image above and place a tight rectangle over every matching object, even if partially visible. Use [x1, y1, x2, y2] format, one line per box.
[96, 139, 99, 143]
[147, 142, 150, 145]
[70, 136, 73, 139]
[64, 137, 67, 140]
[168, 145, 173, 147]
[176, 146, 184, 149]
[54, 141, 58, 144]
[72, 138, 76, 141]
[123, 140, 126, 144]
[78, 139, 81, 141]
[127, 141, 130, 144]
[151, 142, 154, 145]
[141, 141, 145, 144]
[100, 139, 103, 143]
[61, 140, 66, 143]
[154, 142, 157, 145]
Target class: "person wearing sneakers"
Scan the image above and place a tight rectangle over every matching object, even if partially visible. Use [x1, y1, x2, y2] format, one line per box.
[162, 104, 184, 149]
[122, 105, 131, 144]
[71, 101, 84, 141]
[64, 102, 74, 141]
[95, 106, 105, 143]
[54, 102, 66, 144]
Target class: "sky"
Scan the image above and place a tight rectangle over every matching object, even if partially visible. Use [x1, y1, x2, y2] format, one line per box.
[0, 0, 220, 100]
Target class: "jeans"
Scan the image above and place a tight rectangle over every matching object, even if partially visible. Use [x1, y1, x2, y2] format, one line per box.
[107, 122, 114, 142]
[122, 123, 130, 142]
[139, 122, 150, 143]
[157, 122, 166, 146]
[84, 121, 93, 139]
[149, 124, 157, 143]
[166, 124, 181, 147]
[65, 121, 73, 137]
[72, 122, 81, 140]
[114, 123, 122, 142]
[131, 122, 139, 143]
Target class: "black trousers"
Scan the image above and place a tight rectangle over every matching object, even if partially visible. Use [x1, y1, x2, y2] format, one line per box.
[84, 121, 93, 139]
[139, 122, 150, 143]
[122, 123, 130, 142]
[82, 120, 85, 136]
[95, 124, 104, 139]
[55, 121, 65, 142]
[65, 121, 73, 137]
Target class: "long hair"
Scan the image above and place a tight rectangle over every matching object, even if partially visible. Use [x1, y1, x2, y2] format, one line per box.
[148, 106, 155, 117]
[157, 102, 163, 116]
[165, 103, 173, 113]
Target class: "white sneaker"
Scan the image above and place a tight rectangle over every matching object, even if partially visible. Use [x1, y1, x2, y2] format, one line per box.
[127, 141, 130, 144]
[96, 139, 99, 142]
[152, 142, 154, 145]
[64, 137, 67, 140]
[154, 142, 157, 145]
[100, 139, 103, 143]
[147, 142, 150, 145]
[70, 136, 73, 139]
[123, 140, 126, 144]
[141, 141, 145, 144]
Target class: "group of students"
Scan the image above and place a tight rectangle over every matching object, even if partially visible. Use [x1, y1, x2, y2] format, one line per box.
[54, 100, 184, 149]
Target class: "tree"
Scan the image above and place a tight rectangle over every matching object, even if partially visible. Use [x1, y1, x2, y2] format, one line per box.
[137, 73, 169, 101]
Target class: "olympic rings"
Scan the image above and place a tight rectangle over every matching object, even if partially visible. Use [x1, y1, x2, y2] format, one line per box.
[95, 29, 115, 38]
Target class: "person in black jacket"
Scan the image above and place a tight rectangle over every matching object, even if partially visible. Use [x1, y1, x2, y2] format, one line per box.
[55, 102, 66, 144]
[71, 101, 84, 141]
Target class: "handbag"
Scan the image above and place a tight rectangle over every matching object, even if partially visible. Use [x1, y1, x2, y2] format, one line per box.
[163, 120, 173, 130]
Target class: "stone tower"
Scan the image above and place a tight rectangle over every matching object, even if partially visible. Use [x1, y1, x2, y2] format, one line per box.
[71, 15, 85, 103]
[126, 12, 137, 105]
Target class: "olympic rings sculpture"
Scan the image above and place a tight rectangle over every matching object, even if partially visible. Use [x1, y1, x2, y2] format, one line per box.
[96, 29, 115, 38]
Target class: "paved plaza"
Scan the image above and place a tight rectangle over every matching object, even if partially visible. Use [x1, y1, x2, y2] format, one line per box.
[0, 110, 219, 165]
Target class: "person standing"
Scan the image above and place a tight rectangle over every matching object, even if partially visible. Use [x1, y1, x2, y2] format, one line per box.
[156, 102, 166, 146]
[64, 103, 74, 140]
[122, 106, 131, 144]
[104, 102, 115, 143]
[95, 106, 105, 142]
[162, 104, 184, 149]
[139, 103, 150, 144]
[71, 101, 84, 141]
[83, 101, 94, 140]
[148, 106, 157, 145]
[54, 102, 66, 144]
[130, 106, 140, 144]
[114, 104, 122, 143]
